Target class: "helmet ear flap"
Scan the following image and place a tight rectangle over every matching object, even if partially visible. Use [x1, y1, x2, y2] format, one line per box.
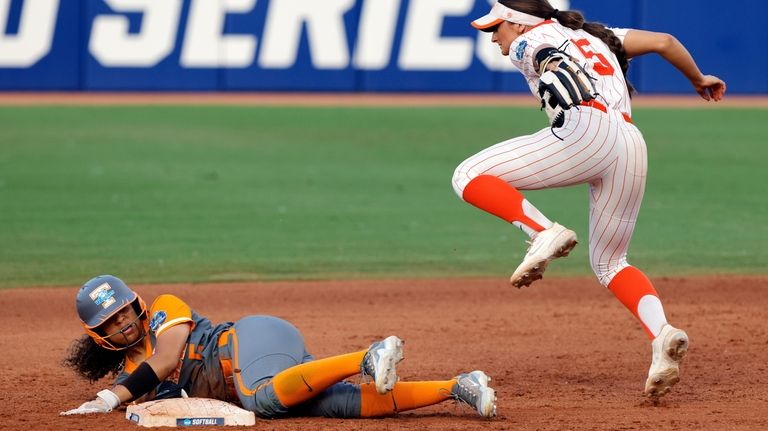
[83, 325, 124, 351]
[132, 295, 148, 321]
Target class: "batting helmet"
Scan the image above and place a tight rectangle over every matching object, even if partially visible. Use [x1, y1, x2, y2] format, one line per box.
[76, 275, 148, 350]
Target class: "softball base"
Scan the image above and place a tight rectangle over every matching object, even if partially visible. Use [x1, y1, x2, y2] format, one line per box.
[126, 398, 255, 427]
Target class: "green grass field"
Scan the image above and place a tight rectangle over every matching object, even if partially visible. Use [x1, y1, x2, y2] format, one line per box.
[0, 106, 765, 288]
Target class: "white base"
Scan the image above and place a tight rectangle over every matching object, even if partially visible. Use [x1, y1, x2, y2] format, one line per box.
[126, 398, 255, 427]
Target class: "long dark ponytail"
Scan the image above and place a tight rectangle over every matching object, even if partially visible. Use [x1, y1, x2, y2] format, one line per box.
[62, 334, 125, 382]
[499, 0, 635, 95]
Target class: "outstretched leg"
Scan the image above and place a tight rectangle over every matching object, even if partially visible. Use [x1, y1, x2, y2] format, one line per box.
[292, 372, 496, 419]
[587, 121, 688, 399]
[360, 380, 456, 416]
[378, 371, 496, 419]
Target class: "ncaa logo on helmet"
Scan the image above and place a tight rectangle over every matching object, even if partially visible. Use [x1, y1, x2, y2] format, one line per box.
[88, 282, 116, 309]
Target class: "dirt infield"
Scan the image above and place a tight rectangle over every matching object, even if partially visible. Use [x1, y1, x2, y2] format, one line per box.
[1, 276, 766, 430]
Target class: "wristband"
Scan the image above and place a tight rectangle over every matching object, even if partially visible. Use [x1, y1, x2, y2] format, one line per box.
[121, 362, 161, 399]
[96, 389, 120, 410]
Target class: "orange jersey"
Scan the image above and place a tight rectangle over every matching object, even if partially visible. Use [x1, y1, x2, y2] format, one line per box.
[508, 21, 632, 116]
[115, 294, 233, 399]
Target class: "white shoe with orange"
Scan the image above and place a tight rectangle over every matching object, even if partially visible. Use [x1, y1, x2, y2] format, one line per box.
[644, 324, 689, 398]
[510, 223, 578, 288]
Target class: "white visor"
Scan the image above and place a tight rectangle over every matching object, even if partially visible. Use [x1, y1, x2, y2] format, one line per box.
[471, 2, 546, 31]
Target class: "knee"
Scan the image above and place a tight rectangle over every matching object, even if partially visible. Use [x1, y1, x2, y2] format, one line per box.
[451, 162, 481, 199]
[243, 381, 290, 419]
[590, 256, 630, 287]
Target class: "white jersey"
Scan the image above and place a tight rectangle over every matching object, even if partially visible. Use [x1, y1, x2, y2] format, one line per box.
[508, 21, 632, 116]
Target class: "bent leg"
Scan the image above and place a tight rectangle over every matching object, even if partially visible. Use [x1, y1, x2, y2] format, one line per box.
[452, 109, 614, 237]
[452, 127, 559, 236]
[227, 315, 365, 417]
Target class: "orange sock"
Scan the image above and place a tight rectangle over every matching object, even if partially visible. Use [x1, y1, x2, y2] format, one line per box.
[462, 175, 549, 234]
[360, 380, 456, 417]
[271, 350, 366, 407]
[607, 266, 667, 339]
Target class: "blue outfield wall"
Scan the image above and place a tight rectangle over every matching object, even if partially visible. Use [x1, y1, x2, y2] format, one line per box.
[0, 0, 764, 93]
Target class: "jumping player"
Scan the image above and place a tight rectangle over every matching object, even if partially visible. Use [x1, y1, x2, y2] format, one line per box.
[454, 1, 725, 398]
[61, 275, 496, 418]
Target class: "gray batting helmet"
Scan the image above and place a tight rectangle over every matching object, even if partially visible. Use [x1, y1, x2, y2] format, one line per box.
[76, 275, 147, 350]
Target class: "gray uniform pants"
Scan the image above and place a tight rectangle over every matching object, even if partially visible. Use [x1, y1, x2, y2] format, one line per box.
[222, 315, 362, 418]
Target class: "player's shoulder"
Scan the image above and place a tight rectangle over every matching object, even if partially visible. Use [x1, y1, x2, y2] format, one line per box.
[516, 21, 579, 59]
[150, 294, 189, 311]
[526, 21, 573, 41]
[148, 294, 193, 334]
[509, 22, 570, 66]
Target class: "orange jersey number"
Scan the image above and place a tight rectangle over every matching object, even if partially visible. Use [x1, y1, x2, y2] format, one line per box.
[572, 39, 615, 76]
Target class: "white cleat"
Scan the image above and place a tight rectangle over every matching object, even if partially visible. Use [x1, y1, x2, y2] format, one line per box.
[644, 324, 689, 399]
[510, 222, 578, 288]
[452, 370, 497, 418]
[361, 336, 405, 394]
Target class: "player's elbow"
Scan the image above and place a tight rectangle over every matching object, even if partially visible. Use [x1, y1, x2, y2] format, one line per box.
[653, 33, 677, 54]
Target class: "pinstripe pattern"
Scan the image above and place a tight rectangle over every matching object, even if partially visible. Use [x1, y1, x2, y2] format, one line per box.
[509, 21, 632, 116]
[453, 107, 645, 287]
[452, 20, 647, 287]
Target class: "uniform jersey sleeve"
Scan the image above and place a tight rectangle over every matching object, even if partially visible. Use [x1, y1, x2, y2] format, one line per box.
[608, 27, 631, 45]
[148, 294, 195, 337]
[508, 35, 543, 78]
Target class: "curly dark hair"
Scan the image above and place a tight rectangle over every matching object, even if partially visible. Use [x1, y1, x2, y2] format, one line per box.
[62, 335, 125, 383]
[499, 0, 635, 95]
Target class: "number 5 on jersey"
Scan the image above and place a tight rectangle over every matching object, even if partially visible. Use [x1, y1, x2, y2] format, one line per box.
[572, 39, 615, 76]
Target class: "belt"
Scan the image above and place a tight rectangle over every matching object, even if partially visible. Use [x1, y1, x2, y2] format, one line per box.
[218, 328, 240, 405]
[580, 100, 632, 124]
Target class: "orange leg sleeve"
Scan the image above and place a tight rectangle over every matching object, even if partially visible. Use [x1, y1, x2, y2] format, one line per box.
[360, 380, 456, 417]
[462, 175, 546, 232]
[271, 350, 366, 408]
[607, 266, 661, 339]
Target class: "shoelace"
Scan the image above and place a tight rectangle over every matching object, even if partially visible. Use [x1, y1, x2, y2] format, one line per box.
[452, 378, 481, 408]
[525, 231, 543, 253]
[360, 350, 375, 378]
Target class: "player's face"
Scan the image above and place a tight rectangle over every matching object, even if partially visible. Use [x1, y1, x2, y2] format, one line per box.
[101, 304, 143, 346]
[491, 21, 526, 56]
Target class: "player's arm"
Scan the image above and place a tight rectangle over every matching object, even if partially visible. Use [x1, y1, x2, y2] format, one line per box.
[61, 323, 191, 415]
[622, 29, 726, 101]
[110, 323, 191, 403]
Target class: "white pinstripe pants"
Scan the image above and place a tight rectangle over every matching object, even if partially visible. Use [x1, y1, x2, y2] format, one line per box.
[453, 107, 647, 286]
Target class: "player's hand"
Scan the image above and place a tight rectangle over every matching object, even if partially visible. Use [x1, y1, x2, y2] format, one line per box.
[694, 75, 726, 101]
[60, 389, 121, 416]
[59, 398, 112, 415]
